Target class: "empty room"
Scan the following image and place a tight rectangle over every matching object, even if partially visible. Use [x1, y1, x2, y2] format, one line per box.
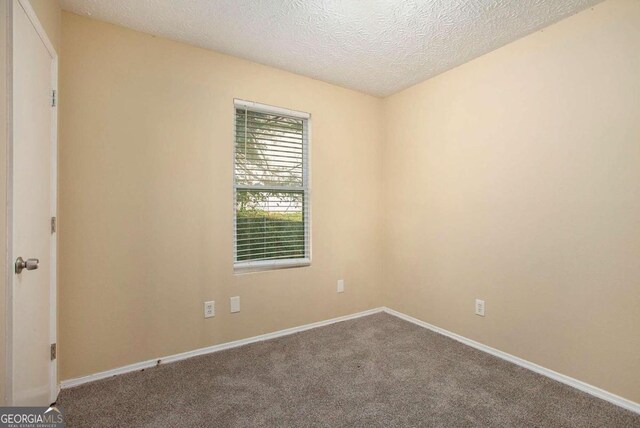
[2, 0, 639, 426]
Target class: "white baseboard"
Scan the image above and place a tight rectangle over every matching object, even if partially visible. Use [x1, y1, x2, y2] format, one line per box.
[59, 307, 384, 390]
[382, 307, 640, 414]
[59, 305, 639, 415]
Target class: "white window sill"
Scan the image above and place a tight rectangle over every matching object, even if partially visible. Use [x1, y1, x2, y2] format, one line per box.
[234, 258, 311, 274]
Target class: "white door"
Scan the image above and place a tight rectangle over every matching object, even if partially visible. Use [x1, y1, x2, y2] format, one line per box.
[11, 0, 57, 406]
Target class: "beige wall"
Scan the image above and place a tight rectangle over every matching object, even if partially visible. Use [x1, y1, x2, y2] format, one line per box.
[59, 12, 385, 381]
[383, 0, 640, 403]
[0, 0, 60, 405]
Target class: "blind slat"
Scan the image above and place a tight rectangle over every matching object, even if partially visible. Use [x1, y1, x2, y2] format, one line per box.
[237, 241, 305, 249]
[238, 150, 303, 159]
[236, 123, 304, 134]
[236, 134, 303, 146]
[236, 155, 302, 166]
[238, 129, 303, 139]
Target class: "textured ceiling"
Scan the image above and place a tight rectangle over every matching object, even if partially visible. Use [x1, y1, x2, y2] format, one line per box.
[60, 0, 602, 97]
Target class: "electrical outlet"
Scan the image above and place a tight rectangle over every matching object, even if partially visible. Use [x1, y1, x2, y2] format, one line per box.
[475, 299, 485, 317]
[230, 296, 240, 313]
[204, 301, 215, 318]
[337, 279, 345, 293]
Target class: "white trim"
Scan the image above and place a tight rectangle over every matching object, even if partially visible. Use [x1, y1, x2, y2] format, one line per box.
[58, 306, 639, 415]
[16, 0, 55, 57]
[233, 99, 310, 119]
[382, 307, 640, 415]
[234, 257, 311, 273]
[304, 116, 312, 265]
[4, 0, 14, 407]
[60, 307, 384, 389]
[48, 53, 58, 405]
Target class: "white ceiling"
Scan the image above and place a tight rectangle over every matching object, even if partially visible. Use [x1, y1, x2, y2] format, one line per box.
[60, 0, 602, 97]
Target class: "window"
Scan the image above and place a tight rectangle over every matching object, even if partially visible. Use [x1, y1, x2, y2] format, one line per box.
[233, 100, 310, 271]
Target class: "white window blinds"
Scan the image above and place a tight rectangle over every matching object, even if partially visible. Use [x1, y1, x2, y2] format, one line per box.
[233, 100, 310, 271]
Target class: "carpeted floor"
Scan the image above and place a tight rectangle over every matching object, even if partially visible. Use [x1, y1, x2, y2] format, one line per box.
[57, 313, 640, 427]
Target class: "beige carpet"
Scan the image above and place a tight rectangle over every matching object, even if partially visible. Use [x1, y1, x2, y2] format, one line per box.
[58, 313, 639, 427]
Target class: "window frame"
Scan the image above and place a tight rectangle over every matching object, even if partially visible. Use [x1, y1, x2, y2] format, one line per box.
[233, 99, 311, 273]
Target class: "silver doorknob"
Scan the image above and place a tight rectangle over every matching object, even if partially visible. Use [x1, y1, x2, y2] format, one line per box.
[15, 257, 39, 274]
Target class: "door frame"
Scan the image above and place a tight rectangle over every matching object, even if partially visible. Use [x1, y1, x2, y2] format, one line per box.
[5, 0, 58, 405]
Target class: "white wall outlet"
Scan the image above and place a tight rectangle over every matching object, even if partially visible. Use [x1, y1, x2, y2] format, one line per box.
[475, 299, 485, 316]
[230, 296, 240, 313]
[337, 279, 345, 293]
[204, 301, 215, 318]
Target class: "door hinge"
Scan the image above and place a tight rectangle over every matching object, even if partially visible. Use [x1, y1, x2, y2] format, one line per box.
[51, 89, 56, 107]
[51, 216, 56, 234]
[50, 343, 57, 361]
